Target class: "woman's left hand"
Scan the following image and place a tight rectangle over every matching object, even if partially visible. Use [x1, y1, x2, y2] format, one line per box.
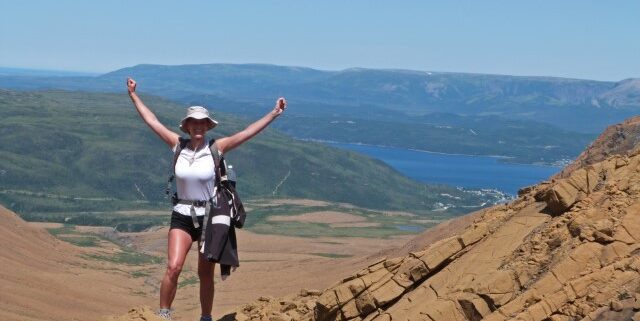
[272, 97, 287, 117]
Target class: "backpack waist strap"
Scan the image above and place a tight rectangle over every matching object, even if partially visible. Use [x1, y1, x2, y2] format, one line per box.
[175, 199, 209, 207]
[174, 198, 213, 229]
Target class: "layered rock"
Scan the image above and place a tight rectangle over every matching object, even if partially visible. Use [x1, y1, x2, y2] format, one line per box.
[222, 117, 640, 321]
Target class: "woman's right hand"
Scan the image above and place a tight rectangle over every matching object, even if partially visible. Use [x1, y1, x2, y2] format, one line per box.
[127, 77, 137, 94]
[126, 76, 179, 147]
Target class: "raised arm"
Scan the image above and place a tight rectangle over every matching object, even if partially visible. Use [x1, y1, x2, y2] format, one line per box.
[127, 78, 180, 148]
[216, 98, 287, 154]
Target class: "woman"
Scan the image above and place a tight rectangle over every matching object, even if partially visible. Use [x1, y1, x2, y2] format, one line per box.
[126, 77, 286, 321]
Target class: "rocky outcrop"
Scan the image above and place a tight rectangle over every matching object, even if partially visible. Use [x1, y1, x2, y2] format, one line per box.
[536, 154, 633, 215]
[221, 116, 640, 321]
[556, 115, 640, 178]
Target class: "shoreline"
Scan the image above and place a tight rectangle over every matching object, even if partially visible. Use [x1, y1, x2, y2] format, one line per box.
[302, 138, 565, 168]
[306, 138, 560, 196]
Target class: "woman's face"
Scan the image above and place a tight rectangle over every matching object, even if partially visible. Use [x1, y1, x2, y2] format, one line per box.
[184, 118, 210, 139]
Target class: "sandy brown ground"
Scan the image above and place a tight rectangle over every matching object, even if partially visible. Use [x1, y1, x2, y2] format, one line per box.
[116, 226, 413, 320]
[251, 198, 332, 207]
[2, 199, 477, 321]
[0, 205, 149, 321]
[23, 216, 416, 320]
[268, 211, 368, 224]
[267, 211, 386, 228]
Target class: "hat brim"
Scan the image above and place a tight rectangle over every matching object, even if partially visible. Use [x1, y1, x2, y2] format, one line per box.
[179, 116, 218, 133]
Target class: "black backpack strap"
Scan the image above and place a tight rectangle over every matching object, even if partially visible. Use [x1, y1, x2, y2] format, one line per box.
[174, 137, 190, 169]
[206, 139, 246, 228]
[200, 138, 222, 246]
[208, 138, 223, 184]
[166, 137, 190, 201]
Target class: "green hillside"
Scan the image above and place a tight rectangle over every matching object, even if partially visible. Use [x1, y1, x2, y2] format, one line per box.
[274, 114, 594, 164]
[0, 89, 493, 217]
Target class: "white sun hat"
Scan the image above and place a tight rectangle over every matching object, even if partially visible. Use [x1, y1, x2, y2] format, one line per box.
[179, 106, 218, 133]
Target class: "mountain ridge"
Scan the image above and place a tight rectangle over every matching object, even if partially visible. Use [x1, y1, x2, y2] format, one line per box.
[2, 63, 630, 164]
[1, 63, 638, 134]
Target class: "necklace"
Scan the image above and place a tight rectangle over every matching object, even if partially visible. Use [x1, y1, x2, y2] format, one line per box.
[188, 142, 203, 166]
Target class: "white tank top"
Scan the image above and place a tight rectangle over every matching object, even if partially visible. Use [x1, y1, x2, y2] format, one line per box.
[171, 143, 216, 216]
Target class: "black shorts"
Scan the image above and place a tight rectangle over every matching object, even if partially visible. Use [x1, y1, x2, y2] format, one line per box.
[169, 211, 205, 242]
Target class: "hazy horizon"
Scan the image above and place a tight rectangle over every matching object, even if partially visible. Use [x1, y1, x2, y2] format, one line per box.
[0, 63, 636, 83]
[2, 1, 639, 82]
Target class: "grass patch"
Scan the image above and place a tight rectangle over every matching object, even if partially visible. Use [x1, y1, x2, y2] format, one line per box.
[32, 211, 168, 232]
[86, 250, 162, 266]
[46, 222, 163, 267]
[47, 224, 102, 247]
[131, 290, 147, 296]
[46, 224, 76, 236]
[179, 275, 199, 288]
[58, 236, 101, 247]
[131, 270, 151, 278]
[51, 225, 165, 266]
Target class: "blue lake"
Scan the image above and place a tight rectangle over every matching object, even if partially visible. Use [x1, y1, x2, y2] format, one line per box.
[326, 142, 562, 196]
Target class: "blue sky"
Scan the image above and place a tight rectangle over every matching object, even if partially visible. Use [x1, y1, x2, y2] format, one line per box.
[1, 1, 638, 81]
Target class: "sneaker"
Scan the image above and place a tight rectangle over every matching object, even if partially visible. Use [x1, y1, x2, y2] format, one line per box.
[158, 308, 173, 320]
[200, 315, 212, 321]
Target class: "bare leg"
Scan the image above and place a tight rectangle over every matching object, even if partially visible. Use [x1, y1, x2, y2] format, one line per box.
[198, 252, 216, 316]
[160, 229, 193, 309]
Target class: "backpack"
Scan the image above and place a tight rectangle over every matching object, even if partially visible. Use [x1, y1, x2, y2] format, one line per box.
[166, 137, 247, 230]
